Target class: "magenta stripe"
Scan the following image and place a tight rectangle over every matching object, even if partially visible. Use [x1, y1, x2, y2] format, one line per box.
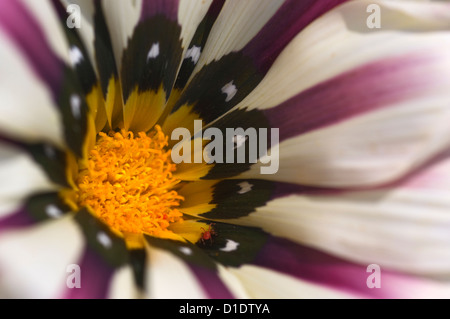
[253, 237, 423, 298]
[0, 208, 34, 231]
[62, 248, 114, 299]
[377, 148, 450, 191]
[207, 0, 225, 18]
[140, 0, 179, 22]
[0, 0, 63, 99]
[273, 182, 346, 200]
[242, 0, 348, 73]
[189, 264, 235, 298]
[264, 54, 440, 143]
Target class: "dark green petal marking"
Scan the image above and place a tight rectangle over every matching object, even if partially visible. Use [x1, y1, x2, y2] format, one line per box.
[26, 143, 69, 187]
[25, 192, 71, 222]
[74, 208, 128, 268]
[195, 221, 268, 268]
[174, 0, 225, 90]
[199, 180, 275, 220]
[128, 248, 147, 291]
[57, 66, 89, 158]
[145, 235, 216, 270]
[121, 16, 183, 102]
[202, 108, 271, 180]
[171, 53, 263, 125]
[93, 0, 119, 98]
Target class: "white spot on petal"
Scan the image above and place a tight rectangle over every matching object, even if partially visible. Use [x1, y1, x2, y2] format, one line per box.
[70, 94, 82, 119]
[237, 181, 253, 194]
[97, 231, 112, 249]
[44, 144, 56, 159]
[45, 204, 63, 219]
[185, 46, 201, 64]
[147, 42, 160, 61]
[220, 239, 239, 252]
[69, 46, 84, 66]
[179, 247, 192, 256]
[221, 81, 237, 102]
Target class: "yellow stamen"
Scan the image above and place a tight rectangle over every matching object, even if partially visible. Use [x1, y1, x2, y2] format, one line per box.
[76, 125, 184, 236]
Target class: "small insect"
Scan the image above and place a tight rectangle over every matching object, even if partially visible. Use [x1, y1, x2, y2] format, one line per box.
[199, 223, 217, 246]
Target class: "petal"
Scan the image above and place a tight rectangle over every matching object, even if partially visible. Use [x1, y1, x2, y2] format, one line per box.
[73, 209, 129, 269]
[179, 219, 449, 298]
[21, 0, 71, 65]
[0, 30, 64, 146]
[102, 0, 213, 132]
[59, 0, 97, 71]
[243, 87, 450, 187]
[107, 266, 141, 299]
[192, 0, 284, 71]
[163, 0, 347, 133]
[51, 2, 109, 144]
[100, 0, 142, 74]
[145, 244, 208, 299]
[232, 0, 450, 185]
[61, 247, 115, 299]
[178, 179, 274, 220]
[227, 185, 450, 276]
[144, 236, 236, 298]
[237, 0, 450, 112]
[0, 0, 90, 156]
[0, 192, 71, 231]
[172, 0, 225, 91]
[247, 237, 450, 298]
[0, 142, 56, 205]
[0, 217, 84, 298]
[229, 265, 355, 299]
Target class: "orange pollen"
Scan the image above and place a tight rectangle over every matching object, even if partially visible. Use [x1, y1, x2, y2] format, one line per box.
[76, 126, 184, 236]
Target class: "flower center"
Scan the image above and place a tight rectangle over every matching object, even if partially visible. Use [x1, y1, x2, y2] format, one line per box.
[76, 126, 184, 236]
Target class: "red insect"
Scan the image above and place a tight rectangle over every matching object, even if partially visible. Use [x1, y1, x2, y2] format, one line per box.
[199, 223, 217, 245]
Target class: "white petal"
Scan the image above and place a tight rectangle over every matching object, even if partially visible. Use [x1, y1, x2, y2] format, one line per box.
[107, 266, 141, 299]
[101, 0, 142, 72]
[243, 99, 450, 187]
[191, 0, 284, 77]
[60, 0, 96, 70]
[21, 0, 71, 65]
[217, 265, 249, 299]
[237, 0, 450, 112]
[178, 0, 213, 51]
[0, 142, 56, 210]
[228, 187, 450, 277]
[0, 217, 84, 298]
[229, 265, 355, 299]
[145, 244, 207, 299]
[102, 0, 214, 75]
[0, 31, 65, 146]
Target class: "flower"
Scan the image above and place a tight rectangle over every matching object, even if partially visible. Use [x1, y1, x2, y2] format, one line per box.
[0, 0, 450, 299]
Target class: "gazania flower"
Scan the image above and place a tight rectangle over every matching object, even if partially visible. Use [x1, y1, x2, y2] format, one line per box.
[1, 0, 450, 299]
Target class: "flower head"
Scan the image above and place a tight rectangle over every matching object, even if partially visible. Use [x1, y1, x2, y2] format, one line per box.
[1, 0, 450, 299]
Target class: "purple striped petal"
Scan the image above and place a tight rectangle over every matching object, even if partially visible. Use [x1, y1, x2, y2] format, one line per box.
[145, 236, 236, 298]
[140, 0, 179, 22]
[273, 182, 345, 199]
[0, 0, 63, 99]
[243, 0, 348, 73]
[61, 248, 115, 299]
[264, 53, 443, 143]
[0, 193, 70, 231]
[167, 0, 348, 129]
[188, 264, 234, 299]
[253, 237, 446, 298]
[0, 208, 34, 231]
[389, 149, 450, 191]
